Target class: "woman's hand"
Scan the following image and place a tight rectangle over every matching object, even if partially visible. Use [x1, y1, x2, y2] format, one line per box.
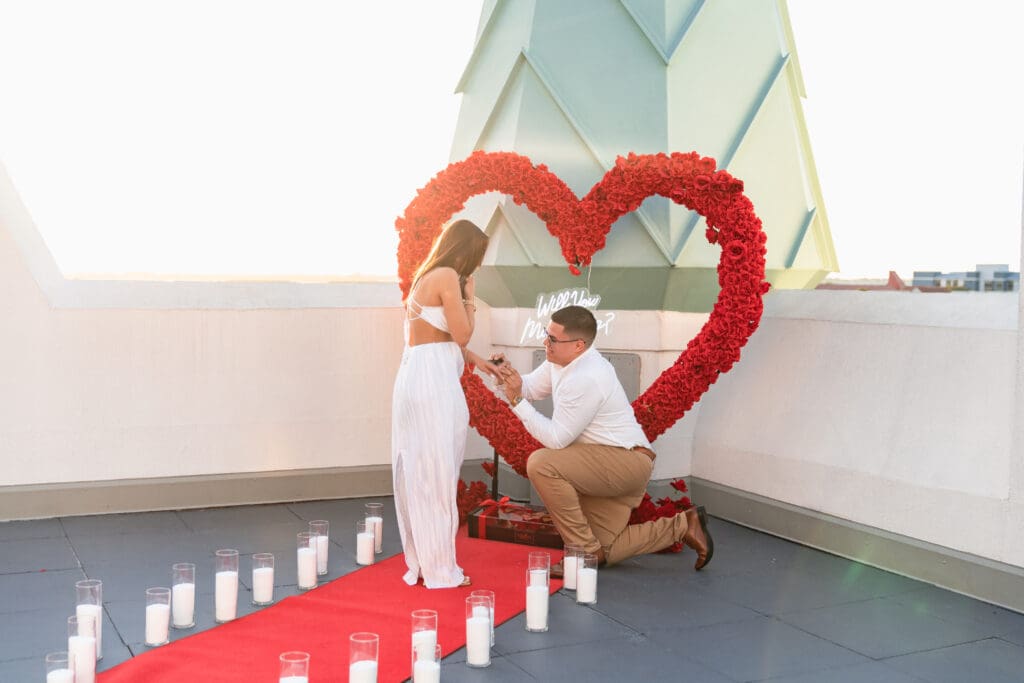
[481, 360, 505, 383]
[463, 274, 476, 301]
[466, 349, 503, 382]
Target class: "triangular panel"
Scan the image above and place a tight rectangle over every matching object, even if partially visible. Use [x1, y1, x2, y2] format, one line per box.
[788, 212, 826, 271]
[728, 71, 816, 270]
[620, 0, 703, 62]
[475, 58, 528, 154]
[482, 204, 534, 267]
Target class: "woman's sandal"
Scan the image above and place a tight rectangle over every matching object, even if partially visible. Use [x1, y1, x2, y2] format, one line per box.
[459, 576, 472, 587]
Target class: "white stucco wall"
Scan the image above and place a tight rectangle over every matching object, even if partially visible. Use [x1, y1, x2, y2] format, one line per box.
[694, 289, 1024, 567]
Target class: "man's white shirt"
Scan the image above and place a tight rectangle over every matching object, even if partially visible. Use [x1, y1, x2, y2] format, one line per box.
[511, 346, 652, 451]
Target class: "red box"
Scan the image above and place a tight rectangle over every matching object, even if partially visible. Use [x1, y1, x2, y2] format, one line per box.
[467, 500, 564, 549]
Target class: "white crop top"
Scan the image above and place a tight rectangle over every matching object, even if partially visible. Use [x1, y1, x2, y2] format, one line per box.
[406, 294, 450, 333]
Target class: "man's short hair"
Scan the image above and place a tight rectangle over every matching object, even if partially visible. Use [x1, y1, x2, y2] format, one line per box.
[551, 305, 597, 346]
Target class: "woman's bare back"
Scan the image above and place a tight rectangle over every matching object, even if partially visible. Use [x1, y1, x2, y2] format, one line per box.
[407, 268, 458, 346]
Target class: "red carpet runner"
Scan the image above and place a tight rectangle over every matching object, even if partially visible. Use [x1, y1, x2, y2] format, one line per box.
[99, 535, 563, 682]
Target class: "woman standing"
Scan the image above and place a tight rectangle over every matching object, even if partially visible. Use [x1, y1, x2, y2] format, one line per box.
[392, 219, 498, 588]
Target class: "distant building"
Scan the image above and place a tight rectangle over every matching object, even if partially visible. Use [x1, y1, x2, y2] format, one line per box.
[816, 271, 948, 292]
[911, 264, 1019, 292]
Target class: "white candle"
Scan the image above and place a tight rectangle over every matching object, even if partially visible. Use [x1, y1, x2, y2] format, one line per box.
[563, 555, 579, 590]
[172, 582, 195, 627]
[315, 534, 329, 574]
[215, 570, 239, 622]
[472, 605, 489, 619]
[46, 669, 74, 683]
[465, 615, 490, 666]
[412, 628, 437, 661]
[145, 603, 170, 645]
[253, 566, 274, 603]
[348, 659, 378, 683]
[366, 515, 383, 553]
[76, 602, 103, 656]
[67, 634, 96, 683]
[529, 568, 547, 587]
[576, 567, 598, 603]
[278, 677, 308, 683]
[356, 531, 375, 565]
[525, 585, 549, 631]
[297, 546, 317, 589]
[413, 659, 440, 683]
[472, 602, 494, 644]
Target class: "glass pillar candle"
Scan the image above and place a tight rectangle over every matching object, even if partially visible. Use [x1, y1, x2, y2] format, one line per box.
[297, 532, 318, 590]
[365, 502, 384, 554]
[561, 545, 583, 591]
[171, 562, 196, 629]
[465, 595, 491, 668]
[309, 520, 330, 576]
[356, 520, 375, 565]
[528, 551, 550, 587]
[144, 587, 171, 646]
[348, 632, 379, 683]
[412, 644, 441, 683]
[278, 650, 310, 683]
[469, 589, 495, 646]
[67, 614, 96, 683]
[74, 579, 103, 661]
[44, 651, 73, 683]
[252, 552, 275, 605]
[214, 549, 239, 623]
[576, 552, 599, 605]
[525, 553, 550, 632]
[410, 609, 438, 662]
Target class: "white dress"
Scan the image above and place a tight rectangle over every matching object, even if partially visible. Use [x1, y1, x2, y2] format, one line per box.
[391, 297, 468, 588]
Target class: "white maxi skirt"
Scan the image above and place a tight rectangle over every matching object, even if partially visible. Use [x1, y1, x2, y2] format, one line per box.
[391, 341, 468, 588]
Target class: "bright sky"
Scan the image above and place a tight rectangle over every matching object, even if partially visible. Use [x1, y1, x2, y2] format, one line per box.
[0, 1, 1020, 280]
[788, 0, 1023, 278]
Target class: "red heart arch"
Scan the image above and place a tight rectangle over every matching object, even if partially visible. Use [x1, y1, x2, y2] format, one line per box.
[395, 150, 769, 477]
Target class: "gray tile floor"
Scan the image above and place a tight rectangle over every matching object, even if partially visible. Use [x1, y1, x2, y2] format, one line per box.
[3, 497, 1024, 682]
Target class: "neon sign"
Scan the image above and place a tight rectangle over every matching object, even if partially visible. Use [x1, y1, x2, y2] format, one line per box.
[519, 288, 615, 345]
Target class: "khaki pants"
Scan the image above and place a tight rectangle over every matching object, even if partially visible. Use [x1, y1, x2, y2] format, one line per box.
[526, 443, 688, 565]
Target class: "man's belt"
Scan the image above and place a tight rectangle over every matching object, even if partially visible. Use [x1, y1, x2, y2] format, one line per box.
[631, 445, 657, 461]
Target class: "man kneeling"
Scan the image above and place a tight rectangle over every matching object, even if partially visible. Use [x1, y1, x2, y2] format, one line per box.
[495, 305, 712, 574]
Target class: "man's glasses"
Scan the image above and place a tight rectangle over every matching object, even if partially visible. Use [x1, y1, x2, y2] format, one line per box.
[545, 334, 582, 345]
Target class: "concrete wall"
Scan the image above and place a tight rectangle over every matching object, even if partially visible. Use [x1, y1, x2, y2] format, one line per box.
[694, 290, 1023, 568]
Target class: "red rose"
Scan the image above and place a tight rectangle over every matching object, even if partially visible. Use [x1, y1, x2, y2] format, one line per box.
[725, 240, 747, 261]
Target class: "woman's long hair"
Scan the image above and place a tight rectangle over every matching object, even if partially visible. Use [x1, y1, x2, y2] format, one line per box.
[410, 219, 489, 297]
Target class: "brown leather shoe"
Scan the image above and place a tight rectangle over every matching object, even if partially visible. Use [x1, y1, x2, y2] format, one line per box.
[683, 506, 714, 570]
